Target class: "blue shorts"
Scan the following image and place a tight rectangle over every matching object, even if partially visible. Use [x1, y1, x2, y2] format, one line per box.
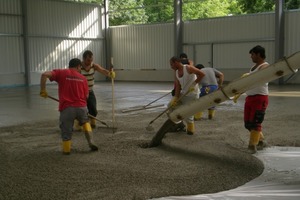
[200, 85, 218, 110]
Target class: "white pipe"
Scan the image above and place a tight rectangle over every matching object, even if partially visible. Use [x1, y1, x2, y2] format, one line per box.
[168, 51, 300, 123]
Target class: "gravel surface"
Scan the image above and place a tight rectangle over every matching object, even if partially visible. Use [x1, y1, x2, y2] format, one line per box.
[1, 90, 299, 200]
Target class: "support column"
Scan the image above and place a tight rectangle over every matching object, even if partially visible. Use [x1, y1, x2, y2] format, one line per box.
[103, 0, 112, 70]
[174, 0, 183, 57]
[275, 0, 285, 85]
[21, 0, 30, 86]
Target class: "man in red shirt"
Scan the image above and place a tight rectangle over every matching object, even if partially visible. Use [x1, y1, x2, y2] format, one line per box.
[40, 58, 98, 155]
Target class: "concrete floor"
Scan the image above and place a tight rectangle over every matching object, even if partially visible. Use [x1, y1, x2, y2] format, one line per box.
[1, 81, 300, 200]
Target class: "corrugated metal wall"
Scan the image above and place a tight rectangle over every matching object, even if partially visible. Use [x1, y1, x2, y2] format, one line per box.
[0, 0, 24, 86]
[1, 0, 300, 86]
[27, 0, 104, 85]
[111, 11, 300, 83]
[285, 10, 300, 55]
[110, 23, 174, 70]
[0, 0, 104, 86]
[184, 13, 275, 68]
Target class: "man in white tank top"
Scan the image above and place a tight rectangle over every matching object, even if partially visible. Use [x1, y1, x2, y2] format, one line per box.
[244, 45, 269, 154]
[169, 56, 205, 135]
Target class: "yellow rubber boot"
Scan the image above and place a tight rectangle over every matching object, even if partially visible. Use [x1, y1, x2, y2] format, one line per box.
[187, 122, 195, 135]
[82, 123, 98, 151]
[257, 132, 267, 150]
[194, 112, 203, 121]
[259, 132, 264, 142]
[62, 140, 71, 155]
[74, 119, 83, 131]
[233, 94, 241, 103]
[248, 130, 260, 154]
[90, 118, 96, 129]
[208, 110, 215, 120]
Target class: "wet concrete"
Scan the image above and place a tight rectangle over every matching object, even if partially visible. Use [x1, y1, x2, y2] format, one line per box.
[1, 81, 300, 127]
[0, 82, 173, 127]
[1, 81, 300, 200]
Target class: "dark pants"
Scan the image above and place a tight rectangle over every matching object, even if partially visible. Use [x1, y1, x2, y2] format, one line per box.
[244, 95, 268, 131]
[87, 90, 98, 117]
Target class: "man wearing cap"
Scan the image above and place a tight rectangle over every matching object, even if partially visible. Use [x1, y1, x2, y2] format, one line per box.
[40, 58, 98, 155]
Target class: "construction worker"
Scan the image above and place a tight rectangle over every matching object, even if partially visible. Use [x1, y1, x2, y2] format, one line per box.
[169, 53, 195, 132]
[171, 53, 194, 97]
[76, 50, 115, 129]
[40, 58, 98, 155]
[169, 56, 205, 135]
[194, 64, 224, 120]
[179, 52, 194, 65]
[244, 45, 269, 153]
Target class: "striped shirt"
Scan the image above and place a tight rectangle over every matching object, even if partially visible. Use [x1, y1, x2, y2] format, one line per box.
[81, 65, 95, 91]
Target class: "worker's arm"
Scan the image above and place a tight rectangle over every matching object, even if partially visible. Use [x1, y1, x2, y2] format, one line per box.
[40, 71, 53, 98]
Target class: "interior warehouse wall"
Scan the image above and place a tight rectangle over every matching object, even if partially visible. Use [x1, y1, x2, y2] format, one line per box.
[1, 0, 300, 87]
[183, 13, 276, 82]
[0, 0, 24, 87]
[110, 10, 300, 83]
[109, 23, 175, 82]
[0, 0, 105, 87]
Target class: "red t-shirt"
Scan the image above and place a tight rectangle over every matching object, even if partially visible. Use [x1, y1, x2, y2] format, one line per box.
[50, 69, 89, 111]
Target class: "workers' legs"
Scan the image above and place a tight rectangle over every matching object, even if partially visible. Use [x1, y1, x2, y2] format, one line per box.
[182, 94, 198, 135]
[248, 130, 260, 154]
[186, 121, 195, 135]
[87, 90, 98, 128]
[73, 119, 83, 131]
[200, 85, 217, 120]
[208, 108, 215, 120]
[257, 132, 267, 150]
[82, 123, 98, 151]
[62, 140, 71, 155]
[244, 95, 268, 154]
[194, 112, 203, 121]
[60, 107, 76, 155]
[90, 118, 96, 129]
[76, 107, 98, 151]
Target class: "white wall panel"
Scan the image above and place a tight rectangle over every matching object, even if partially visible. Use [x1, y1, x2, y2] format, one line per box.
[110, 23, 174, 70]
[0, 0, 21, 14]
[1, 0, 300, 86]
[28, 38, 104, 72]
[0, 37, 24, 74]
[213, 42, 275, 70]
[0, 15, 22, 34]
[284, 10, 300, 84]
[0, 0, 24, 87]
[27, 0, 102, 38]
[184, 13, 275, 43]
[285, 10, 300, 56]
[25, 0, 104, 85]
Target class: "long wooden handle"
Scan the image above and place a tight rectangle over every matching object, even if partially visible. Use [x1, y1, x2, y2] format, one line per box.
[48, 95, 59, 102]
[47, 95, 109, 127]
[111, 68, 116, 130]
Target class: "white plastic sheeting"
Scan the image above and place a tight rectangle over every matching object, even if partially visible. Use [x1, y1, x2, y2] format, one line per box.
[156, 146, 300, 200]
